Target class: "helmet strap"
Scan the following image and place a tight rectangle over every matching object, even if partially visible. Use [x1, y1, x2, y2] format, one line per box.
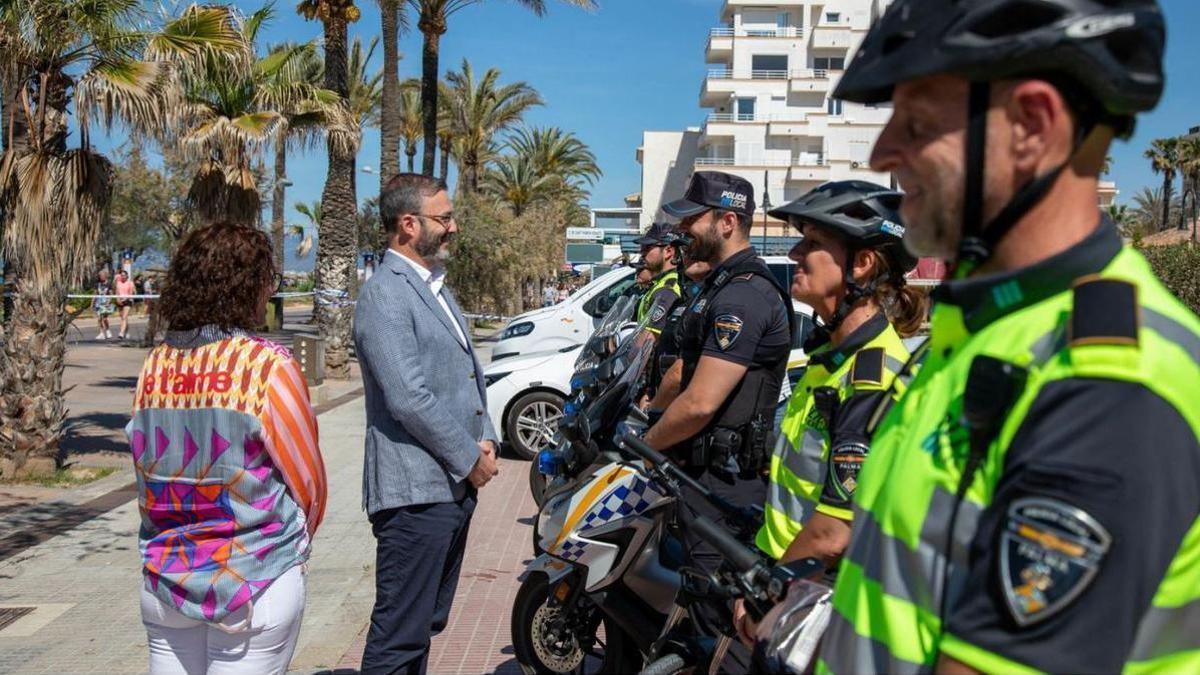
[955, 80, 1087, 275]
[827, 246, 877, 334]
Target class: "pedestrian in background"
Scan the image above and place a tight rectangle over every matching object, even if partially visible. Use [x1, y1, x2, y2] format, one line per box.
[556, 282, 569, 304]
[354, 173, 499, 674]
[129, 221, 326, 674]
[114, 268, 136, 340]
[93, 269, 115, 341]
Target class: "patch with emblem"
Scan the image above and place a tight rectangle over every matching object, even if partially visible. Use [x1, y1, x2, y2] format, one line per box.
[828, 441, 868, 501]
[692, 298, 708, 314]
[713, 314, 744, 350]
[1000, 497, 1111, 626]
[650, 304, 668, 323]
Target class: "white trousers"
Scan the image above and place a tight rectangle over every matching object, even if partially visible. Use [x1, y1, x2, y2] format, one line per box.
[141, 564, 306, 675]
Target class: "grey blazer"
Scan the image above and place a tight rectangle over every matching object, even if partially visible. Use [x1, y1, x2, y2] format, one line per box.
[354, 251, 498, 515]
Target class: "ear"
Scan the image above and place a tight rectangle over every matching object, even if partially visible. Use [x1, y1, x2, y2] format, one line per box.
[852, 248, 879, 284]
[396, 213, 418, 241]
[718, 211, 739, 237]
[1004, 80, 1071, 175]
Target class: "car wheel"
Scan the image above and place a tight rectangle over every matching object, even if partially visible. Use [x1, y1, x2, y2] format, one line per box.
[506, 391, 565, 461]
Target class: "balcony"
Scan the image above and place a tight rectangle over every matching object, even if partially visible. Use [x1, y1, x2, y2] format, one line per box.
[695, 156, 792, 168]
[789, 155, 830, 182]
[768, 113, 829, 137]
[701, 69, 791, 106]
[789, 69, 832, 93]
[811, 26, 853, 50]
[704, 112, 767, 137]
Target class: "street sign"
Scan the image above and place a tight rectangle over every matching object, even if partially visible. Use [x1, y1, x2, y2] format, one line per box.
[566, 243, 605, 263]
[566, 227, 604, 241]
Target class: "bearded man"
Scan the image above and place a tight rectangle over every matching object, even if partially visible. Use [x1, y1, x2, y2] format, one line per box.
[354, 173, 499, 674]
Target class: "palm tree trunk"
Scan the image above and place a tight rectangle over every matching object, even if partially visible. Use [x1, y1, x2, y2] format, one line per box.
[439, 136, 451, 183]
[314, 17, 357, 380]
[0, 279, 68, 476]
[407, 145, 416, 172]
[379, 0, 401, 185]
[419, 26, 442, 176]
[272, 140, 287, 273]
[1161, 178, 1173, 232]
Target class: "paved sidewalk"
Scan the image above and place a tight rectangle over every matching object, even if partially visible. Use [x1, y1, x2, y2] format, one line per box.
[0, 325, 540, 674]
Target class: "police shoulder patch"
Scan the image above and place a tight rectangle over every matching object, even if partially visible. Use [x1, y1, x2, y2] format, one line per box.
[851, 347, 886, 387]
[650, 304, 668, 323]
[1000, 497, 1112, 627]
[1069, 275, 1139, 348]
[828, 440, 868, 501]
[713, 314, 744, 350]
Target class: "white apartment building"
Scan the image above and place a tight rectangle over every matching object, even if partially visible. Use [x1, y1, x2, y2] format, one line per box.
[638, 0, 895, 233]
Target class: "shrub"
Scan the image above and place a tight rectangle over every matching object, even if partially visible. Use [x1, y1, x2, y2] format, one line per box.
[1139, 242, 1200, 315]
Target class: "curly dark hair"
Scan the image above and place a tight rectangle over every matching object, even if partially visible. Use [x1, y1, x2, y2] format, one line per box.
[158, 221, 277, 332]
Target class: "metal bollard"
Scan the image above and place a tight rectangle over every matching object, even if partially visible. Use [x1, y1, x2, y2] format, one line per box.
[293, 334, 325, 385]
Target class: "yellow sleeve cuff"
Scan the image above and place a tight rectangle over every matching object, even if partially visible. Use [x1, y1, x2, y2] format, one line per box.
[814, 502, 853, 522]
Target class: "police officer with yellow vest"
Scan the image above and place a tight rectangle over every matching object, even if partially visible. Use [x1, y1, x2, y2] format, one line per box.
[633, 222, 681, 335]
[815, 1, 1200, 673]
[734, 181, 926, 645]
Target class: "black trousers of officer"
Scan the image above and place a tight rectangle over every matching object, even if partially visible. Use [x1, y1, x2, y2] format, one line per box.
[680, 467, 766, 674]
[361, 492, 476, 675]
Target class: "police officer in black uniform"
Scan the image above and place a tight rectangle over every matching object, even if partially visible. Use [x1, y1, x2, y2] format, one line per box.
[643, 170, 792, 565]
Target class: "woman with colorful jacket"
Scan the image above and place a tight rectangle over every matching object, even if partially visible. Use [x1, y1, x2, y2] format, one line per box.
[736, 181, 927, 642]
[128, 222, 327, 674]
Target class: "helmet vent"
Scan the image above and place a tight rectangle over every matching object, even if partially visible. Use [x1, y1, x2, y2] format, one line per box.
[966, 2, 1065, 39]
[881, 31, 914, 56]
[836, 202, 880, 221]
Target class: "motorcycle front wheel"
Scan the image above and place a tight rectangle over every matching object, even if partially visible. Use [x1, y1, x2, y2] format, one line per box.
[511, 572, 640, 675]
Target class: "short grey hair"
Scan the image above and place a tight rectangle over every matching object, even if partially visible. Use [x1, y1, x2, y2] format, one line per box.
[380, 173, 448, 234]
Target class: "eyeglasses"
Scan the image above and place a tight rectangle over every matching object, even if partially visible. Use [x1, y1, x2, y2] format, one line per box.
[414, 212, 455, 226]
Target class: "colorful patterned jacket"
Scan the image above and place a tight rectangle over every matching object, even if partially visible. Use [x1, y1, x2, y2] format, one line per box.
[127, 327, 327, 623]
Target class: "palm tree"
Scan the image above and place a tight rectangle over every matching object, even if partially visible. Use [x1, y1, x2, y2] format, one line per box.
[297, 0, 363, 380]
[0, 2, 242, 470]
[1145, 137, 1180, 232]
[1130, 186, 1174, 238]
[398, 79, 424, 172]
[348, 36, 383, 129]
[1176, 136, 1200, 231]
[483, 153, 554, 215]
[407, 0, 596, 176]
[269, 41, 326, 273]
[507, 126, 601, 191]
[292, 199, 322, 258]
[436, 79, 456, 182]
[180, 6, 337, 227]
[377, 0, 406, 185]
[443, 60, 542, 192]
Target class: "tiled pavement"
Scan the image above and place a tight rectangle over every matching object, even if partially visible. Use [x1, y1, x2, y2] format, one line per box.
[0, 325, 541, 674]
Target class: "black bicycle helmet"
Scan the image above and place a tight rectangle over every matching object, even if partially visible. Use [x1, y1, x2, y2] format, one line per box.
[770, 181, 917, 331]
[834, 0, 1165, 269]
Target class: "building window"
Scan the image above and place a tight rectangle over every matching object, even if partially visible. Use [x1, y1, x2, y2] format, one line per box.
[736, 97, 756, 121]
[826, 12, 841, 23]
[751, 54, 788, 78]
[827, 98, 843, 116]
[813, 56, 846, 71]
[777, 12, 791, 28]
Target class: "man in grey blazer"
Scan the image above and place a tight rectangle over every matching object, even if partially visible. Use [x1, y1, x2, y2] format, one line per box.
[354, 173, 500, 674]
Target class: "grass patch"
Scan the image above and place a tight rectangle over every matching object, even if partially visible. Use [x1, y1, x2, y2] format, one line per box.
[2, 466, 118, 488]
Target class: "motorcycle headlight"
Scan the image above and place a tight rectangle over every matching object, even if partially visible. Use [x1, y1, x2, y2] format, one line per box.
[502, 321, 535, 339]
[484, 371, 510, 387]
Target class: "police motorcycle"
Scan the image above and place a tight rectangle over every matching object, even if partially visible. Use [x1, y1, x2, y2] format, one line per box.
[615, 435, 829, 675]
[510, 328, 781, 675]
[528, 294, 643, 509]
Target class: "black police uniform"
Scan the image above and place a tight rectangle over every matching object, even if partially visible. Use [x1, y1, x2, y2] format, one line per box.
[674, 246, 791, 517]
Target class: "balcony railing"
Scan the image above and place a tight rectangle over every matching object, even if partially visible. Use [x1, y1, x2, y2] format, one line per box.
[696, 155, 827, 167]
[706, 69, 790, 80]
[695, 157, 737, 166]
[710, 26, 804, 38]
[706, 113, 762, 123]
[790, 68, 830, 79]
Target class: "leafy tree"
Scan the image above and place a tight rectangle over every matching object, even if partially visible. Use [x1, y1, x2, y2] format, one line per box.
[398, 78, 424, 172]
[0, 1, 242, 471]
[269, 40, 326, 272]
[297, 0, 364, 379]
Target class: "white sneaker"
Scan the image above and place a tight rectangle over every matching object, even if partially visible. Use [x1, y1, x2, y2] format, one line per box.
[105, 330, 112, 339]
[95, 332, 107, 341]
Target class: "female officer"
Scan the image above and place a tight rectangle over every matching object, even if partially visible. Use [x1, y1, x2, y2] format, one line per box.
[736, 180, 926, 642]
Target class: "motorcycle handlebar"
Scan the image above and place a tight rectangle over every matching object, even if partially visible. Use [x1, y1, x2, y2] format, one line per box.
[689, 514, 763, 575]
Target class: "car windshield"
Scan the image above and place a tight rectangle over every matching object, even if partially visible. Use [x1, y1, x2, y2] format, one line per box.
[574, 294, 638, 372]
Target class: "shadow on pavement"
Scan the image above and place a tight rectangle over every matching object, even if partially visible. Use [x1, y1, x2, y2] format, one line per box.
[0, 481, 137, 564]
[94, 375, 140, 390]
[62, 412, 131, 457]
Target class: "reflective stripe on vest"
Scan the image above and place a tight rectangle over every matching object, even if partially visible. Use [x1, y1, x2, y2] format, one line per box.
[637, 269, 678, 323]
[757, 322, 910, 559]
[821, 247, 1200, 673]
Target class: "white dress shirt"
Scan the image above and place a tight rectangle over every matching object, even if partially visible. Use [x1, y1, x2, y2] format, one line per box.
[387, 249, 468, 347]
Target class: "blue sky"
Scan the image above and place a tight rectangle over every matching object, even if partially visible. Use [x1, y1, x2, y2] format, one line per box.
[98, 0, 1200, 254]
